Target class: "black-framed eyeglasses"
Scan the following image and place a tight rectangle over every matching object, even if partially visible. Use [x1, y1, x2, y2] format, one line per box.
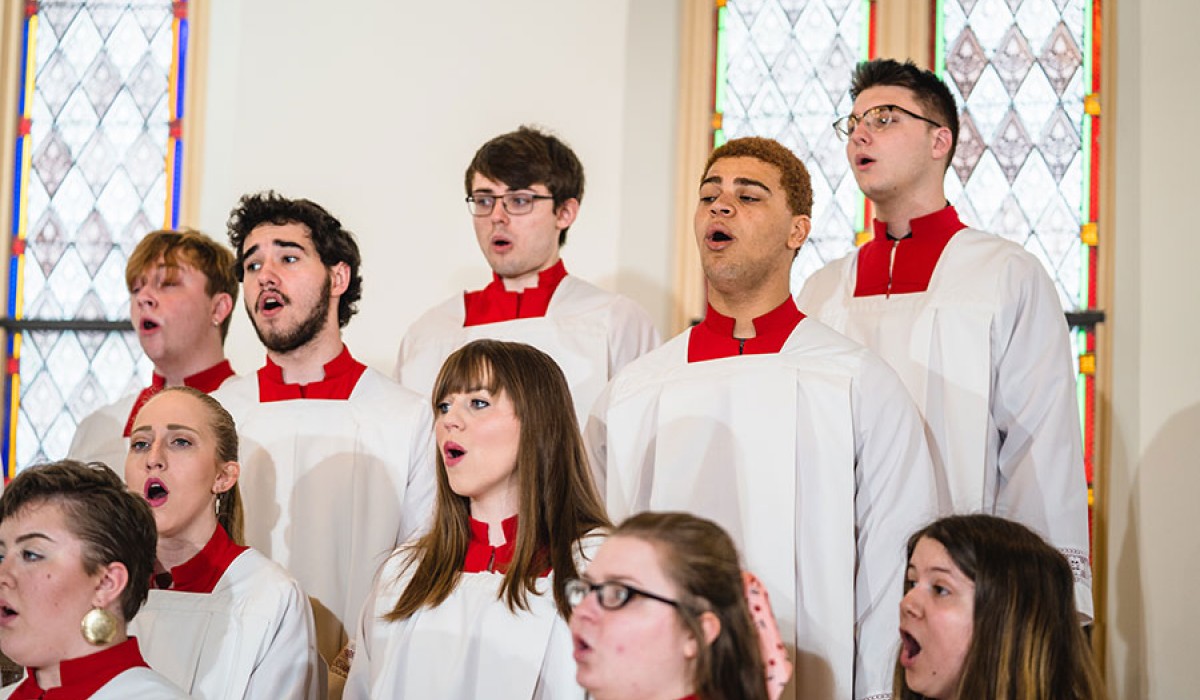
[465, 192, 555, 217]
[565, 578, 682, 611]
[832, 104, 944, 140]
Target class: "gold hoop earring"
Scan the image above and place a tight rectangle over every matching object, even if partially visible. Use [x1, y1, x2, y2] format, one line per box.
[80, 607, 118, 646]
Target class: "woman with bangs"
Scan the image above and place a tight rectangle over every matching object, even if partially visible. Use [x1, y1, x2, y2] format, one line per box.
[343, 339, 610, 699]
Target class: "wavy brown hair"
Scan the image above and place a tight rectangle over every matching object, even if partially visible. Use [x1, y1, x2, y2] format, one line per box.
[894, 514, 1104, 700]
[387, 340, 609, 621]
[613, 512, 768, 700]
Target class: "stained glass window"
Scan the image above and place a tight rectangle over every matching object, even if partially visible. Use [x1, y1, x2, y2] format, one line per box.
[4, 0, 190, 478]
[713, 0, 873, 293]
[936, 0, 1101, 524]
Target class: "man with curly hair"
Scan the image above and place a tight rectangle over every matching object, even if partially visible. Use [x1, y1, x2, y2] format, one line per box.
[394, 126, 659, 426]
[213, 191, 435, 665]
[588, 137, 939, 700]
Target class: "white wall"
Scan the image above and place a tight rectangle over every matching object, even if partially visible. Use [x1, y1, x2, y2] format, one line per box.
[197, 0, 679, 373]
[1107, 0, 1200, 697]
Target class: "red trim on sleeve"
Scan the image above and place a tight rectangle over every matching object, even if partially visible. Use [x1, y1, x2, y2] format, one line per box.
[256, 345, 367, 402]
[462, 260, 567, 326]
[687, 298, 804, 363]
[8, 638, 149, 699]
[853, 205, 966, 297]
[155, 524, 248, 594]
[122, 359, 235, 437]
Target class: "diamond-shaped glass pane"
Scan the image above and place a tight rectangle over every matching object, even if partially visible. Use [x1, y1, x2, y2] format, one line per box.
[942, 0, 1088, 311]
[721, 0, 866, 294]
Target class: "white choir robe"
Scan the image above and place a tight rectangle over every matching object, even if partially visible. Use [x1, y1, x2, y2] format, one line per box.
[129, 548, 323, 700]
[212, 369, 437, 662]
[797, 227, 1093, 620]
[68, 394, 136, 474]
[394, 275, 660, 424]
[344, 536, 603, 700]
[587, 320, 939, 700]
[0, 668, 189, 699]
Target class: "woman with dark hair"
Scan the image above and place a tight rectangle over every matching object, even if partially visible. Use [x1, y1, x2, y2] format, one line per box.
[343, 340, 610, 698]
[0, 460, 187, 698]
[568, 511, 777, 700]
[125, 386, 321, 699]
[896, 514, 1104, 700]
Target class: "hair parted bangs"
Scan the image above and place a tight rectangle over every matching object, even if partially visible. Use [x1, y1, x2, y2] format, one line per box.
[388, 339, 609, 623]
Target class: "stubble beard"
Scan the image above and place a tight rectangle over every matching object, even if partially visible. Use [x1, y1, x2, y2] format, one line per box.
[252, 275, 333, 355]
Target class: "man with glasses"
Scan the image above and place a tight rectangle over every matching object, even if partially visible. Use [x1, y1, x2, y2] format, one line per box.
[798, 59, 1093, 620]
[588, 136, 938, 700]
[394, 126, 659, 424]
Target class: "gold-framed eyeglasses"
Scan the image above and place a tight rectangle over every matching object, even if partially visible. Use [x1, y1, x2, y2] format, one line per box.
[832, 104, 944, 140]
[564, 578, 682, 611]
[465, 192, 555, 217]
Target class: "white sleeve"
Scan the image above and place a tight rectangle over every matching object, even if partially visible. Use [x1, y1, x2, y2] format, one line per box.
[990, 258, 1093, 620]
[851, 356, 940, 700]
[583, 380, 613, 505]
[243, 578, 323, 700]
[398, 402, 437, 544]
[606, 298, 661, 377]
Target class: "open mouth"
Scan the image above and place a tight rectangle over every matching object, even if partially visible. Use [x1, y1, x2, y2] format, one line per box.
[491, 236, 513, 251]
[710, 231, 732, 242]
[899, 630, 922, 667]
[257, 292, 287, 314]
[572, 634, 592, 660]
[0, 602, 18, 623]
[144, 478, 169, 507]
[140, 319, 159, 332]
[856, 155, 876, 168]
[443, 442, 466, 466]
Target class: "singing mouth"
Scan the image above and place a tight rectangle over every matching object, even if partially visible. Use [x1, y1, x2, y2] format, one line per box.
[144, 478, 169, 507]
[443, 442, 466, 465]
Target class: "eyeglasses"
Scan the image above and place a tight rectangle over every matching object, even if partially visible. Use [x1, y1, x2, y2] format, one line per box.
[565, 579, 682, 611]
[832, 104, 944, 140]
[465, 192, 555, 217]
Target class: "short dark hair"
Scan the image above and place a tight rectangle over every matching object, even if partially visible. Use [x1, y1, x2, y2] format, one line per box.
[226, 191, 363, 328]
[0, 460, 157, 622]
[464, 126, 586, 245]
[125, 229, 239, 340]
[704, 137, 813, 216]
[850, 59, 960, 169]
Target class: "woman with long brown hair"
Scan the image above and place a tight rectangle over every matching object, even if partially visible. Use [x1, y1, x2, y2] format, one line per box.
[895, 514, 1104, 700]
[344, 340, 610, 698]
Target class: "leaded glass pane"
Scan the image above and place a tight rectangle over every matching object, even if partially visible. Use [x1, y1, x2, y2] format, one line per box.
[719, 0, 866, 294]
[942, 0, 1087, 310]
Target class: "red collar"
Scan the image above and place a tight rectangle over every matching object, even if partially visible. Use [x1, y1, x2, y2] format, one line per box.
[854, 205, 966, 297]
[463, 515, 520, 574]
[155, 524, 248, 594]
[8, 638, 148, 700]
[687, 297, 805, 363]
[463, 260, 568, 327]
[256, 345, 367, 402]
[122, 359, 235, 437]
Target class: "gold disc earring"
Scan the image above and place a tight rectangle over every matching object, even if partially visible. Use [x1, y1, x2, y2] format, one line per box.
[80, 607, 118, 646]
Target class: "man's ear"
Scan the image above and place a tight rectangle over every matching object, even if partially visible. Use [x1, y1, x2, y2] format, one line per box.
[210, 292, 234, 328]
[787, 215, 812, 252]
[931, 126, 953, 164]
[328, 261, 351, 296]
[554, 198, 580, 233]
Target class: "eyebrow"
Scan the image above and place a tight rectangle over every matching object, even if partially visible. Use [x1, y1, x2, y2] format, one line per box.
[130, 423, 201, 435]
[700, 176, 773, 192]
[243, 238, 307, 260]
[12, 533, 53, 545]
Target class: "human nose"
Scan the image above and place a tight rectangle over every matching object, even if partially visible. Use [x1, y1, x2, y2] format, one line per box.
[900, 587, 922, 618]
[438, 401, 464, 431]
[489, 199, 511, 224]
[144, 438, 167, 470]
[570, 586, 603, 621]
[134, 285, 156, 308]
[708, 193, 735, 216]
